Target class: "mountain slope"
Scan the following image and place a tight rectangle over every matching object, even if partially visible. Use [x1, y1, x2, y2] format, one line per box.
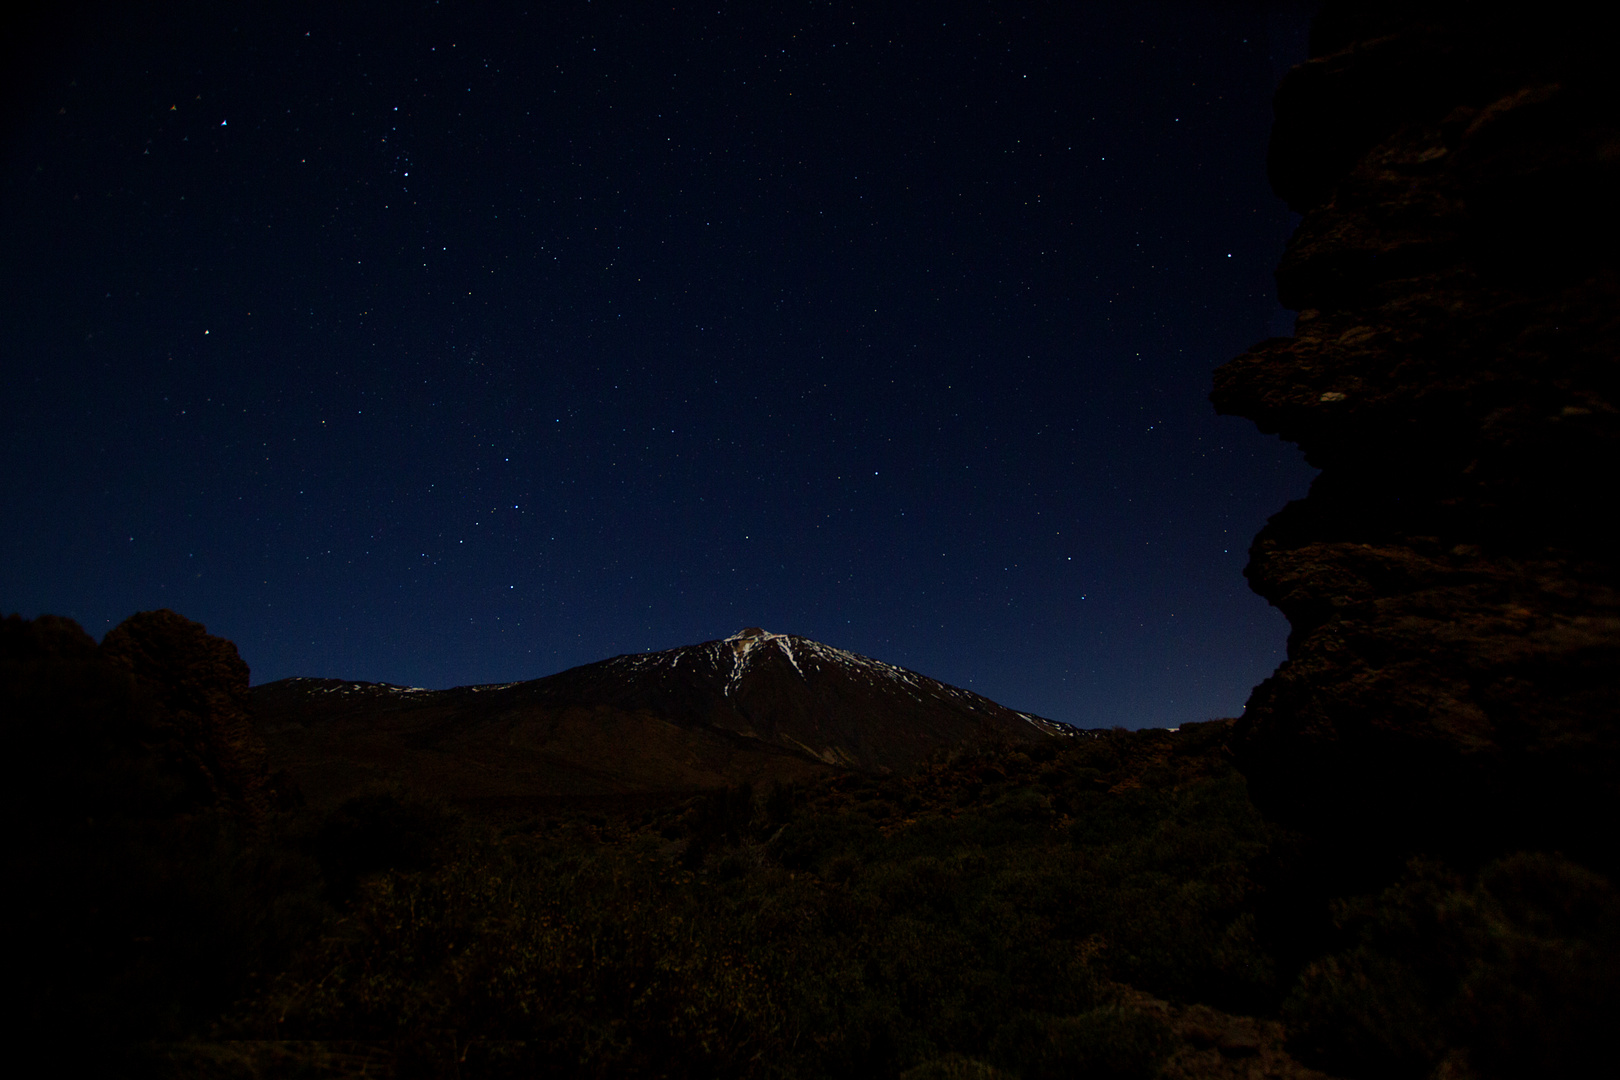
[252, 628, 1070, 810]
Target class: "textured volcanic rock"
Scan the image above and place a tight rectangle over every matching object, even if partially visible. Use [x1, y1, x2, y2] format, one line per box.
[2, 608, 280, 820]
[3, 612, 137, 820]
[1213, 1, 1619, 866]
[253, 627, 1067, 810]
[101, 608, 277, 817]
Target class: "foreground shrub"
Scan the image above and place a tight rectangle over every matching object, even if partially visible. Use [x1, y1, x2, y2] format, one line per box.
[899, 1055, 1013, 1080]
[310, 787, 465, 901]
[990, 1006, 1173, 1080]
[1284, 852, 1620, 1079]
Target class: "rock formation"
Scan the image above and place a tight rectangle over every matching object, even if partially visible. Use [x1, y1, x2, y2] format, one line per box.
[101, 608, 277, 818]
[2, 607, 279, 820]
[5, 610, 306, 1047]
[1213, 1, 1619, 869]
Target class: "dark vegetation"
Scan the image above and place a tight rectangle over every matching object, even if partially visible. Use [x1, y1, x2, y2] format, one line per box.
[1284, 853, 1617, 1078]
[218, 731, 1256, 1078]
[7, 610, 1616, 1079]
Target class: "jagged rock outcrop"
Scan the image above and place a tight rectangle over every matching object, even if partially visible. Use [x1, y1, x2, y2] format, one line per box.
[3, 612, 138, 821]
[1213, 1, 1619, 867]
[2, 608, 280, 820]
[100, 608, 276, 817]
[6, 612, 307, 1046]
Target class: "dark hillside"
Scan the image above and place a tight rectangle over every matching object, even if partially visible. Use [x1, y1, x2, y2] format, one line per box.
[197, 723, 1337, 1079]
[10, 604, 1613, 1077]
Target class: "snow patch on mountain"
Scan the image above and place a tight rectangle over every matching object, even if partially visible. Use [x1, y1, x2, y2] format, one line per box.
[589, 628, 1070, 737]
[279, 676, 432, 696]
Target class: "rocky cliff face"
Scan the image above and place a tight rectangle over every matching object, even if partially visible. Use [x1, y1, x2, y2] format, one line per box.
[1213, 1, 1619, 867]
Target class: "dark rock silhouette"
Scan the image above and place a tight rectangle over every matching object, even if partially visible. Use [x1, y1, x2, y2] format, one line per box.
[3, 607, 282, 820]
[1213, 1, 1619, 868]
[4, 609, 312, 1047]
[253, 627, 1068, 811]
[3, 611, 139, 822]
[101, 608, 277, 818]
[3, 608, 285, 819]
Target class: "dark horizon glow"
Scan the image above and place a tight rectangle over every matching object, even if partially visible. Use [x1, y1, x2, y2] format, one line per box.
[1, 1, 1317, 728]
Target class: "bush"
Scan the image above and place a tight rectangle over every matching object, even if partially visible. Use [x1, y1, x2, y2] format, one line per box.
[767, 808, 880, 872]
[990, 1006, 1173, 1080]
[310, 788, 464, 901]
[900, 1055, 1013, 1080]
[1284, 853, 1620, 1079]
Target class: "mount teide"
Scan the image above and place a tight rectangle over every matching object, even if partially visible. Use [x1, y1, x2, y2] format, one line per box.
[253, 628, 1072, 811]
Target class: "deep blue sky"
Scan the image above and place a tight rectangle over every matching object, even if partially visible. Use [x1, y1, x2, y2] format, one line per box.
[2, 1, 1316, 728]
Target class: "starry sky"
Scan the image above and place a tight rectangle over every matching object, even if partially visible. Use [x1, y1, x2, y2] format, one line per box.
[1, 0, 1317, 729]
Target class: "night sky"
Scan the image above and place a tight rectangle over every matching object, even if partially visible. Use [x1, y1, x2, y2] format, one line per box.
[2, 1, 1317, 729]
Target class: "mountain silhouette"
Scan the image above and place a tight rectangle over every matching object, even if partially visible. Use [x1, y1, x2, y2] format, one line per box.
[253, 627, 1072, 811]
